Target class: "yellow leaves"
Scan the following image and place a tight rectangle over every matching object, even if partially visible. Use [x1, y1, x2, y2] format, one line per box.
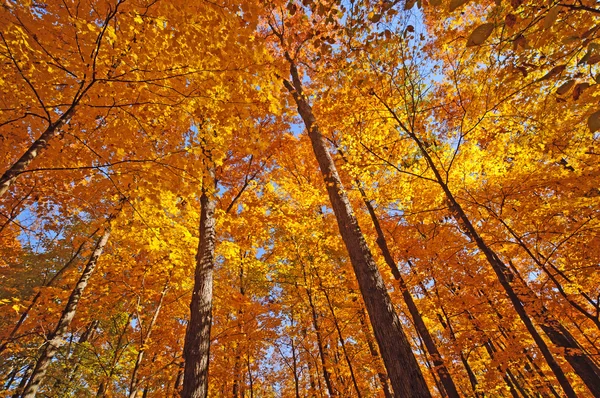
[134, 14, 144, 24]
[106, 26, 118, 44]
[466, 23, 495, 47]
[0, 298, 21, 314]
[156, 16, 168, 30]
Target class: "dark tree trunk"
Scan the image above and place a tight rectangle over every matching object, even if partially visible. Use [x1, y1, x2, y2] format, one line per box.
[301, 267, 336, 397]
[0, 106, 77, 198]
[182, 170, 217, 398]
[373, 93, 595, 397]
[283, 59, 431, 398]
[318, 274, 362, 398]
[358, 185, 460, 398]
[357, 307, 394, 398]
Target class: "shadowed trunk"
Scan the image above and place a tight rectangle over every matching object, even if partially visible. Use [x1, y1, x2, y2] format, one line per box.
[182, 168, 217, 398]
[300, 264, 336, 397]
[357, 184, 460, 398]
[129, 277, 170, 398]
[283, 57, 431, 398]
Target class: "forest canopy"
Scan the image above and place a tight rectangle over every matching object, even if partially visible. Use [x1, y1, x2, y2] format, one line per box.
[1, 0, 600, 397]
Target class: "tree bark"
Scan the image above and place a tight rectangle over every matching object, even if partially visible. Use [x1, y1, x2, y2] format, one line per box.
[284, 58, 431, 398]
[373, 92, 596, 397]
[0, 236, 92, 355]
[317, 275, 362, 398]
[0, 107, 77, 198]
[358, 185, 460, 398]
[301, 269, 336, 397]
[182, 169, 217, 398]
[20, 228, 111, 398]
[356, 307, 394, 398]
[129, 278, 170, 398]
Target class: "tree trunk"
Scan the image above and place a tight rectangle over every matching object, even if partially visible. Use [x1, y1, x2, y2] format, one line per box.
[0, 236, 91, 355]
[182, 170, 217, 398]
[357, 307, 394, 398]
[20, 228, 111, 398]
[358, 185, 460, 398]
[373, 93, 594, 397]
[129, 278, 170, 398]
[301, 271, 336, 397]
[318, 274, 362, 398]
[0, 107, 76, 198]
[284, 59, 431, 398]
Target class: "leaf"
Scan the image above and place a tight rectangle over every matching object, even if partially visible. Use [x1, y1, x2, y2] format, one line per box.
[543, 6, 560, 30]
[287, 2, 297, 15]
[539, 64, 566, 81]
[556, 80, 575, 95]
[466, 23, 494, 47]
[587, 111, 600, 133]
[505, 14, 517, 29]
[405, 0, 417, 10]
[513, 34, 530, 50]
[449, 0, 471, 12]
[579, 43, 600, 66]
[573, 82, 591, 100]
[369, 12, 382, 23]
[429, 0, 442, 5]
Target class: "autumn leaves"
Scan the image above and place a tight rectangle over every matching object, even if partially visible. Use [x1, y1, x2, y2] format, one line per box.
[2, 0, 600, 397]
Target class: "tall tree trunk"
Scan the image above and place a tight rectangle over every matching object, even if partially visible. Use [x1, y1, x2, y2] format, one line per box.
[52, 320, 99, 395]
[283, 56, 431, 398]
[0, 106, 76, 198]
[373, 92, 598, 397]
[11, 365, 32, 398]
[232, 261, 246, 398]
[0, 235, 93, 355]
[20, 228, 111, 398]
[356, 307, 394, 398]
[182, 168, 217, 398]
[300, 266, 336, 397]
[129, 277, 170, 398]
[317, 274, 362, 398]
[357, 184, 460, 398]
[246, 355, 254, 398]
[97, 311, 135, 398]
